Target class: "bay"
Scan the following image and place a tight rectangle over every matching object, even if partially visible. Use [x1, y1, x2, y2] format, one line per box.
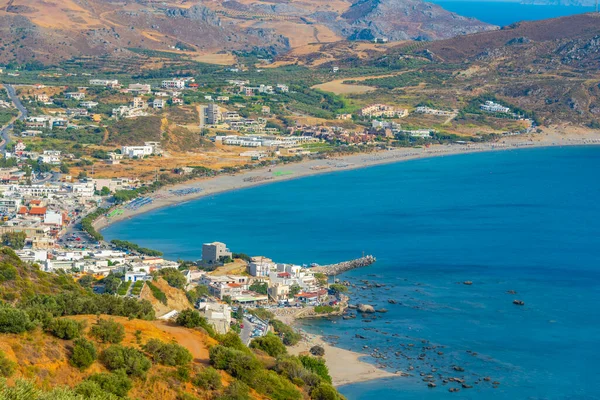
[103, 146, 600, 399]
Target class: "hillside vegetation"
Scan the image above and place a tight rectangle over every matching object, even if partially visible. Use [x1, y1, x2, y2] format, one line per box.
[0, 248, 343, 400]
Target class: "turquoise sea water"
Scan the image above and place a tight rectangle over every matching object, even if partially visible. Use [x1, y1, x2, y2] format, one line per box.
[103, 147, 600, 399]
[427, 1, 595, 26]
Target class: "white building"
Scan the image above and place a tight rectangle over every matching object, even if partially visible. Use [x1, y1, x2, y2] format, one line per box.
[161, 79, 186, 89]
[248, 259, 277, 277]
[121, 145, 154, 158]
[89, 79, 119, 87]
[481, 101, 510, 113]
[65, 92, 85, 100]
[153, 99, 165, 109]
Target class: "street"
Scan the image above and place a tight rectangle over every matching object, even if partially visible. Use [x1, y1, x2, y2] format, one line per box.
[0, 83, 28, 152]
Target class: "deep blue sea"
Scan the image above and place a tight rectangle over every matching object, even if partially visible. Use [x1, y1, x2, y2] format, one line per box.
[103, 147, 600, 400]
[428, 1, 595, 26]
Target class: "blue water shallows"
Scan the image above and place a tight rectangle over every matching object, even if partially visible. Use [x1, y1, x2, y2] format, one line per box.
[103, 147, 600, 399]
[427, 1, 595, 27]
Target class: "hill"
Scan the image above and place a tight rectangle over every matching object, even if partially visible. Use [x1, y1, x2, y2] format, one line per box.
[314, 13, 600, 128]
[0, 250, 344, 399]
[0, 247, 83, 303]
[0, 0, 495, 65]
[0, 316, 219, 400]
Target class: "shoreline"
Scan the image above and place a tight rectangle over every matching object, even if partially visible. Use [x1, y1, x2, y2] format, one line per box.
[96, 131, 600, 233]
[288, 329, 398, 387]
[92, 130, 600, 387]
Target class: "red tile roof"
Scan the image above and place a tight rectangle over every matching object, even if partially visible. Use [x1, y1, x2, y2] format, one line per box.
[18, 206, 28, 215]
[29, 200, 42, 205]
[29, 206, 47, 216]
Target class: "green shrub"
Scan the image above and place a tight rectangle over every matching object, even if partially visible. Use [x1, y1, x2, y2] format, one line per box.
[0, 305, 33, 333]
[142, 338, 192, 366]
[249, 369, 302, 400]
[78, 370, 133, 398]
[99, 345, 152, 377]
[271, 320, 301, 346]
[0, 261, 17, 281]
[218, 331, 249, 352]
[209, 345, 261, 382]
[313, 305, 339, 314]
[311, 383, 341, 400]
[175, 309, 216, 337]
[70, 338, 97, 370]
[47, 318, 84, 340]
[146, 281, 167, 305]
[0, 378, 120, 400]
[193, 366, 222, 391]
[90, 318, 125, 344]
[300, 355, 332, 384]
[249, 333, 287, 357]
[0, 350, 16, 377]
[215, 380, 251, 400]
[157, 268, 186, 289]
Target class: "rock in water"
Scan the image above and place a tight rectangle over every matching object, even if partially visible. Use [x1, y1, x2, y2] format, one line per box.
[358, 304, 376, 313]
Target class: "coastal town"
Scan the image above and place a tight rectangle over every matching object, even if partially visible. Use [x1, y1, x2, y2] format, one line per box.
[0, 57, 599, 398]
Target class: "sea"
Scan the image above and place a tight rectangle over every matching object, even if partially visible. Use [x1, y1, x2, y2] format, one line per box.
[103, 146, 600, 400]
[427, 0, 596, 26]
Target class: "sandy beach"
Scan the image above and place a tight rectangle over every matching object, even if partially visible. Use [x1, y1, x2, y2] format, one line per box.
[289, 331, 398, 387]
[95, 130, 600, 232]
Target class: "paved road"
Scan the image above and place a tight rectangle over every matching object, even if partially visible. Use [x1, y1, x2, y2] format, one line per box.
[241, 316, 253, 345]
[1, 83, 27, 151]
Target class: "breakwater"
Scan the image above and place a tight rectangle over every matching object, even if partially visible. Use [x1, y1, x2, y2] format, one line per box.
[311, 255, 376, 276]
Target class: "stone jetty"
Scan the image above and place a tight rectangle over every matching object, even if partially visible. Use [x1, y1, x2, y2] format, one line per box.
[311, 255, 376, 276]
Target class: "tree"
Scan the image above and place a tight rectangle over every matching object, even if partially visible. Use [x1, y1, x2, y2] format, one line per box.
[2, 232, 27, 249]
[158, 267, 187, 289]
[186, 285, 209, 304]
[100, 186, 111, 196]
[289, 284, 301, 298]
[100, 345, 152, 377]
[90, 318, 125, 344]
[233, 307, 244, 321]
[329, 284, 348, 295]
[78, 274, 95, 288]
[70, 338, 97, 370]
[299, 355, 332, 384]
[79, 370, 132, 398]
[77, 171, 87, 179]
[176, 309, 203, 328]
[250, 333, 287, 358]
[0, 305, 33, 333]
[60, 163, 70, 174]
[314, 273, 328, 287]
[142, 339, 192, 366]
[193, 367, 222, 391]
[249, 281, 268, 295]
[47, 318, 85, 340]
